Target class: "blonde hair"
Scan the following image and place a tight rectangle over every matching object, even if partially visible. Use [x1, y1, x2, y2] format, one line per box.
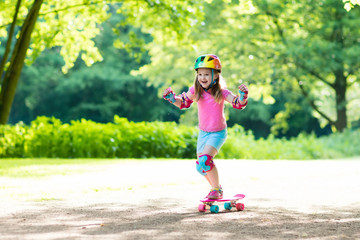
[193, 70, 224, 104]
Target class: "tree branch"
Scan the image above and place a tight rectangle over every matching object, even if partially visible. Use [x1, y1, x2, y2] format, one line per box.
[294, 60, 335, 89]
[295, 77, 335, 126]
[265, 10, 287, 45]
[0, 0, 22, 85]
[264, 9, 335, 90]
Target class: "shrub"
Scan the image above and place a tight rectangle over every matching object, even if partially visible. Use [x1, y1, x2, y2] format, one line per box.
[0, 122, 27, 157]
[0, 116, 359, 159]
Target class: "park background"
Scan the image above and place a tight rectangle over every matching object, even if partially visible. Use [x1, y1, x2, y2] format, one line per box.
[0, 0, 360, 158]
[1, 1, 360, 239]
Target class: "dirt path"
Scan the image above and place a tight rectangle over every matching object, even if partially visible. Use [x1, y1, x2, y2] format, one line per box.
[1, 159, 360, 239]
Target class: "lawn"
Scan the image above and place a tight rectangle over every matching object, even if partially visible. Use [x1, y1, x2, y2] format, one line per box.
[0, 158, 138, 178]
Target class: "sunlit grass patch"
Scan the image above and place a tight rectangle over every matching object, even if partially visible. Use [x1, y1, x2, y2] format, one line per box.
[0, 158, 119, 178]
[33, 197, 62, 202]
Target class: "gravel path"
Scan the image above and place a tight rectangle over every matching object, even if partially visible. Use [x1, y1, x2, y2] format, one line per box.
[1, 159, 360, 239]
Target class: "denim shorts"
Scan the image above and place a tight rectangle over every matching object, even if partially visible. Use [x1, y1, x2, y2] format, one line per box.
[197, 129, 227, 154]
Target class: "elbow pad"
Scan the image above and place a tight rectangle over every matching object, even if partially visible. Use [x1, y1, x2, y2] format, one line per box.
[180, 92, 193, 109]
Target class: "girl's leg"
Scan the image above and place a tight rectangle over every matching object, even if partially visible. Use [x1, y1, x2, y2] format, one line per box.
[205, 166, 220, 188]
[198, 144, 220, 188]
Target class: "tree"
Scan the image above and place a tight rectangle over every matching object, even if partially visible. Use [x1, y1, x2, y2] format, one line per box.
[0, 0, 43, 124]
[245, 0, 360, 132]
[10, 14, 181, 124]
[138, 0, 360, 132]
[0, 0, 202, 124]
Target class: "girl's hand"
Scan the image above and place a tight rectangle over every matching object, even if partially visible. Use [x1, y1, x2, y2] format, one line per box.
[238, 84, 248, 102]
[163, 87, 171, 97]
[163, 87, 176, 103]
[238, 84, 248, 94]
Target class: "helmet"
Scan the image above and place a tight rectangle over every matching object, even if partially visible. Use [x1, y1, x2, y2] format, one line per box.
[194, 54, 221, 71]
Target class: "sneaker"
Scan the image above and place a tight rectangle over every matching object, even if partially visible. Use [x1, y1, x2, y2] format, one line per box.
[206, 186, 223, 200]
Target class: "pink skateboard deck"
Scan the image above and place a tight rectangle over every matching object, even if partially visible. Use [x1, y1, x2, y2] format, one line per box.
[199, 194, 245, 213]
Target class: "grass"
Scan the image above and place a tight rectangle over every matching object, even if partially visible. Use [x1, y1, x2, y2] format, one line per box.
[0, 158, 177, 202]
[0, 158, 173, 178]
[0, 158, 127, 202]
[2, 157, 360, 178]
[0, 158, 122, 178]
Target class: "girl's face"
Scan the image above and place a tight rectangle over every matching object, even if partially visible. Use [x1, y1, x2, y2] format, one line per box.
[197, 68, 219, 89]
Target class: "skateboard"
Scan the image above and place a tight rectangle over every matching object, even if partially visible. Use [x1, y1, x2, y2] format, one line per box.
[198, 194, 245, 213]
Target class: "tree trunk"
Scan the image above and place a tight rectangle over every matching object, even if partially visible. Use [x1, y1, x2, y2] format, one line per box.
[332, 6, 347, 132]
[0, 0, 43, 125]
[0, 0, 22, 79]
[334, 73, 347, 132]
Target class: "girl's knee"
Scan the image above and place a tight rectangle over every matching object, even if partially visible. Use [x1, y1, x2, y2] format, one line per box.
[196, 154, 215, 176]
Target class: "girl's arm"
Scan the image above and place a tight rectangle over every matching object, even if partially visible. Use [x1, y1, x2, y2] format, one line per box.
[225, 84, 248, 109]
[163, 87, 195, 109]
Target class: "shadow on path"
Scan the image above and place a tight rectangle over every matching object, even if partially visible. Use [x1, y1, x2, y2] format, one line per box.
[1, 197, 360, 240]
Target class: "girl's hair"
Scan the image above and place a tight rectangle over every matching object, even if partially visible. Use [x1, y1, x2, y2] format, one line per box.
[193, 69, 224, 104]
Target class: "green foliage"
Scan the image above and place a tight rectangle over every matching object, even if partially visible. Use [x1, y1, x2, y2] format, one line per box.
[219, 125, 360, 160]
[0, 0, 203, 125]
[1, 116, 359, 159]
[0, 121, 27, 157]
[319, 129, 360, 158]
[0, 0, 109, 73]
[0, 0, 203, 72]
[137, 0, 360, 131]
[10, 12, 180, 125]
[0, 116, 197, 158]
[4, 1, 342, 138]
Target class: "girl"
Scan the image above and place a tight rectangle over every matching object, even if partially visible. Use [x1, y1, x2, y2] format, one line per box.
[163, 54, 248, 199]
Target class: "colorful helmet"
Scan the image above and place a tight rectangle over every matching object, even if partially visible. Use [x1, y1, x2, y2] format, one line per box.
[194, 54, 221, 71]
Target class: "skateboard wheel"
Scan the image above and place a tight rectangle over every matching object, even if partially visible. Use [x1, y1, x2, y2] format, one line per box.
[210, 205, 219, 213]
[198, 204, 206, 212]
[235, 203, 245, 211]
[224, 202, 232, 210]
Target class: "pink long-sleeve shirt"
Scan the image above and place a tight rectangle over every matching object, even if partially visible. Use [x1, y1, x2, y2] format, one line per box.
[189, 86, 232, 132]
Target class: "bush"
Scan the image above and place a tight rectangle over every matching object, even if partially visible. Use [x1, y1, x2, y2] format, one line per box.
[0, 122, 27, 157]
[217, 124, 360, 160]
[0, 116, 359, 159]
[0, 116, 197, 158]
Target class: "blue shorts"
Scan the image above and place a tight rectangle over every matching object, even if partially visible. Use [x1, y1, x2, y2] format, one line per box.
[197, 129, 227, 154]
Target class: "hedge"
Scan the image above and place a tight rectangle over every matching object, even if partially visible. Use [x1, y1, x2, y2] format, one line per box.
[1, 116, 359, 159]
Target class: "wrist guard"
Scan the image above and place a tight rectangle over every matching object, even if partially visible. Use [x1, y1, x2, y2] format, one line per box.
[163, 87, 176, 103]
[239, 89, 248, 102]
[180, 92, 193, 109]
[232, 93, 248, 110]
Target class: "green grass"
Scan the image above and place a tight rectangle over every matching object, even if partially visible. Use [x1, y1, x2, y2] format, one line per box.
[0, 158, 122, 178]
[0, 158, 172, 202]
[0, 158, 171, 178]
[2, 157, 359, 179]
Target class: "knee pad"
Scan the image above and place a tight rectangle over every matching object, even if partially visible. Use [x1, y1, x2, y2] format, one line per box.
[196, 161, 207, 176]
[198, 154, 215, 173]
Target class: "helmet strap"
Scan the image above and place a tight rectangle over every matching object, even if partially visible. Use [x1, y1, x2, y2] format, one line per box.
[204, 69, 216, 91]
